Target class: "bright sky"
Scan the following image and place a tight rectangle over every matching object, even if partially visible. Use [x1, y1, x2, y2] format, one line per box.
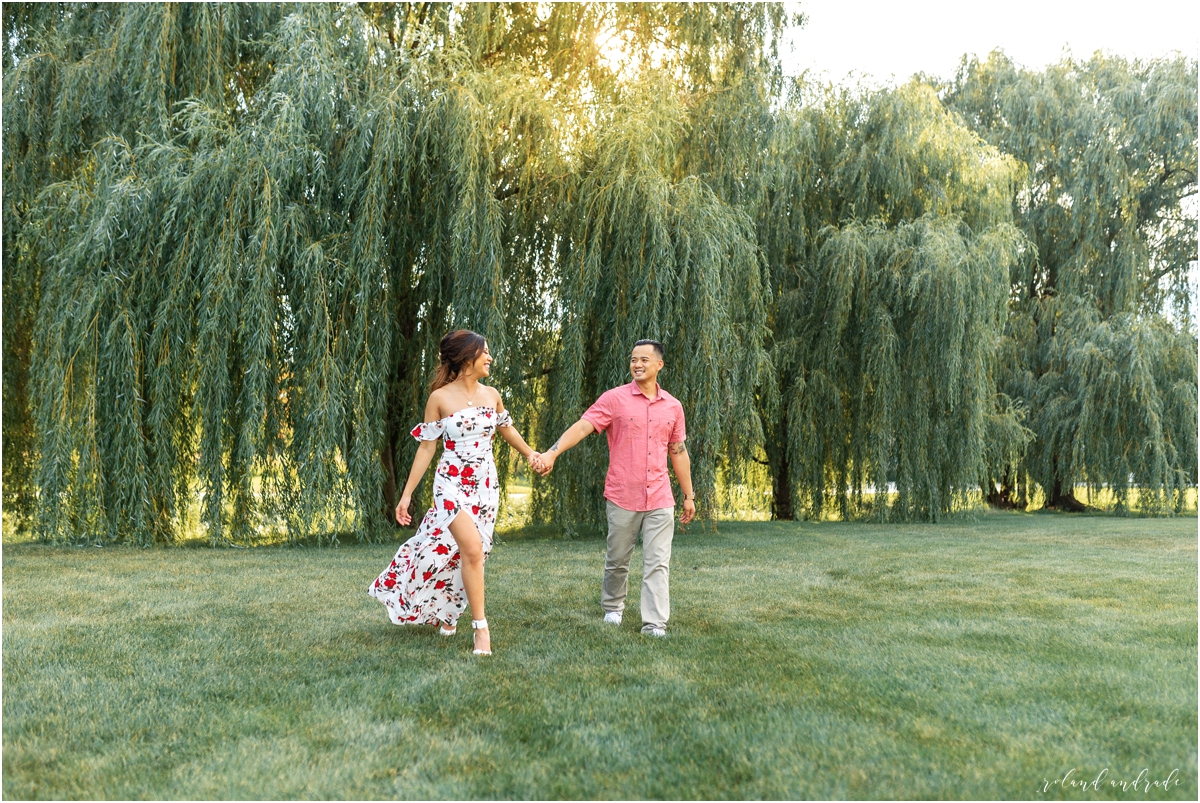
[783, 0, 1199, 85]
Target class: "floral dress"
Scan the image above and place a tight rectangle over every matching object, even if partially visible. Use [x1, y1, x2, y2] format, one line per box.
[369, 405, 510, 627]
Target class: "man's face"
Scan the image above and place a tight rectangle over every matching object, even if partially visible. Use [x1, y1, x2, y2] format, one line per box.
[630, 345, 663, 384]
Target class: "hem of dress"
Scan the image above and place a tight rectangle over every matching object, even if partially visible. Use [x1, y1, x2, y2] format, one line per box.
[368, 500, 489, 626]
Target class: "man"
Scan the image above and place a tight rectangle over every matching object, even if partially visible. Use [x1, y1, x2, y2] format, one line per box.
[536, 340, 695, 636]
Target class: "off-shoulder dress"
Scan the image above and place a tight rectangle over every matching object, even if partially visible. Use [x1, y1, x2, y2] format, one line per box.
[368, 406, 509, 626]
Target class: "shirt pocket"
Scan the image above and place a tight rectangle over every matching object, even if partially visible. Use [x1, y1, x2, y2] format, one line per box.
[650, 416, 674, 444]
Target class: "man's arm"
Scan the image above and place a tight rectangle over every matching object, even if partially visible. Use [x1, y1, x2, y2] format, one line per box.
[669, 441, 696, 524]
[536, 418, 596, 475]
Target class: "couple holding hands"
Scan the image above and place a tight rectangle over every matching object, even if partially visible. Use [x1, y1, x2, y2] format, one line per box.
[369, 329, 695, 655]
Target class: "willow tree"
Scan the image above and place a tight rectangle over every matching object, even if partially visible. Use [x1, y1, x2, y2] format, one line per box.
[529, 6, 794, 532]
[944, 52, 1198, 513]
[532, 80, 772, 532]
[748, 82, 1025, 520]
[3, 3, 282, 528]
[6, 2, 794, 544]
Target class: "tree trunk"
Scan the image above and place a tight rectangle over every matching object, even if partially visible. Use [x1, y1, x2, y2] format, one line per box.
[985, 479, 1017, 509]
[1047, 473, 1089, 512]
[383, 244, 418, 529]
[381, 417, 399, 525]
[772, 455, 793, 520]
[985, 468, 1026, 510]
[770, 408, 794, 520]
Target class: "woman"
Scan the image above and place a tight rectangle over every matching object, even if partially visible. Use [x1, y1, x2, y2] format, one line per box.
[369, 329, 542, 655]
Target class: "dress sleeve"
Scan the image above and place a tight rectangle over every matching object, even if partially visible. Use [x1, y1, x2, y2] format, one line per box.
[410, 420, 445, 441]
[496, 409, 513, 428]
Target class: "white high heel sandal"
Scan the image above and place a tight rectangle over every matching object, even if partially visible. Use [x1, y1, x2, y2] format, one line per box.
[438, 622, 456, 637]
[472, 619, 491, 655]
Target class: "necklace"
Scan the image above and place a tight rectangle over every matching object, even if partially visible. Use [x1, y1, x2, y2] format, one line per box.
[458, 378, 478, 405]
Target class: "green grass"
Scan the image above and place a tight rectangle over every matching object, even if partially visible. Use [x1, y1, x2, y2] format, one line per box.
[3, 512, 1196, 799]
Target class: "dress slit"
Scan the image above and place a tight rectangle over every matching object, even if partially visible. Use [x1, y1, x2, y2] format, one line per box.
[369, 405, 507, 626]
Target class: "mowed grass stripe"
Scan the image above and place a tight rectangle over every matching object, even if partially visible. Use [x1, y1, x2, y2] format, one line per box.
[3, 513, 1195, 799]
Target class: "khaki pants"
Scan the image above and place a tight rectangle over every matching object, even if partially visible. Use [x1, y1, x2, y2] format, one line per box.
[603, 500, 674, 631]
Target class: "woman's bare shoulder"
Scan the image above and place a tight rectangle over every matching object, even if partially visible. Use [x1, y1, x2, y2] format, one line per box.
[426, 386, 452, 418]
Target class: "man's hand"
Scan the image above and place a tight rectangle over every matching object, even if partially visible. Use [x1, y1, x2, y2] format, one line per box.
[680, 498, 696, 524]
[527, 451, 546, 473]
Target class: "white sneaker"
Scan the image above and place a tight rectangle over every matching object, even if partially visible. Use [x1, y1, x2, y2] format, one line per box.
[642, 626, 667, 637]
[603, 611, 622, 625]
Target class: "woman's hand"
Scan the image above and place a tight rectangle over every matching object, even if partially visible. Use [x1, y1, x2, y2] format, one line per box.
[395, 495, 413, 526]
[528, 451, 546, 473]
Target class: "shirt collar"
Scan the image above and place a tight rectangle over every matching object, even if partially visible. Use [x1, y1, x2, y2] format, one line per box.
[629, 380, 663, 401]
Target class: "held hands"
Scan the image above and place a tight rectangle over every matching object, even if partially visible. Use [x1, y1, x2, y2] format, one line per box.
[395, 495, 413, 526]
[527, 451, 549, 475]
[533, 450, 556, 477]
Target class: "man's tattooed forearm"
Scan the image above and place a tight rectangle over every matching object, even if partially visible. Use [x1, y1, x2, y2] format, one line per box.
[669, 442, 687, 455]
[550, 438, 562, 453]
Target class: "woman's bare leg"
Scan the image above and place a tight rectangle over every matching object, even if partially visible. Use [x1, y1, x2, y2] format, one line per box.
[447, 511, 489, 653]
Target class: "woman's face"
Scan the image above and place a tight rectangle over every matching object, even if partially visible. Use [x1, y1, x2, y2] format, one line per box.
[466, 343, 492, 379]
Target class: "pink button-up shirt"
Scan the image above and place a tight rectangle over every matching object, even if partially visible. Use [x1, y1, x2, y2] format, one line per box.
[582, 382, 687, 512]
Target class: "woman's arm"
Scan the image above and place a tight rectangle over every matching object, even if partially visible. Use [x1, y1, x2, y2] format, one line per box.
[497, 423, 537, 460]
[493, 389, 539, 461]
[395, 396, 442, 525]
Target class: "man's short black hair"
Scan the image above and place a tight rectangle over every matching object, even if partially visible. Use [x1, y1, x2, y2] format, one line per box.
[634, 339, 664, 360]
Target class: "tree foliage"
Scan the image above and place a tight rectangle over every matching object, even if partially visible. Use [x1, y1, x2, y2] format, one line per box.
[5, 2, 792, 543]
[744, 82, 1026, 520]
[4, 2, 281, 530]
[3, 6, 1195, 545]
[945, 51, 1198, 512]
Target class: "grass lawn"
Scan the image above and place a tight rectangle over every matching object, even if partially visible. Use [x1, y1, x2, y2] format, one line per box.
[2, 512, 1195, 799]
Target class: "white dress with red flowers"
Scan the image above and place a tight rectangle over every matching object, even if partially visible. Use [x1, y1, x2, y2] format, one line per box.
[369, 405, 510, 627]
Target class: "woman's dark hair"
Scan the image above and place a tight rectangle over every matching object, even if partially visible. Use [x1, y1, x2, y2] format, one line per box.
[634, 339, 664, 360]
[431, 329, 487, 391]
